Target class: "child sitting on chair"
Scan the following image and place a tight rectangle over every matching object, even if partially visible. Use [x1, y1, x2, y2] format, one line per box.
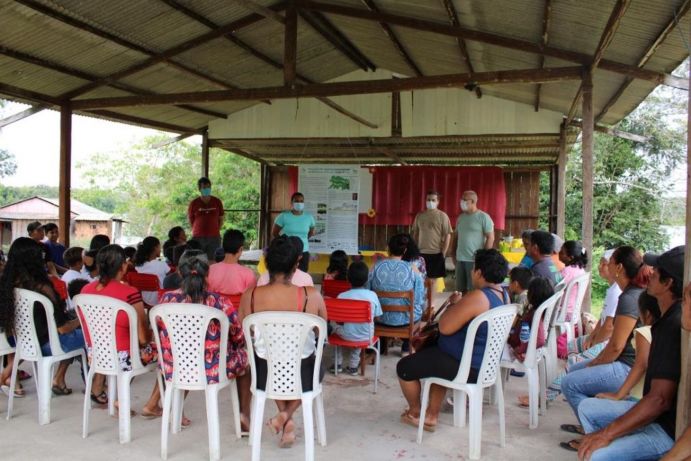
[324, 250, 348, 281]
[508, 266, 532, 316]
[507, 277, 554, 362]
[329, 261, 382, 375]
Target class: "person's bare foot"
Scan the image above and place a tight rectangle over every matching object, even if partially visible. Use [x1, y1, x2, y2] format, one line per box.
[517, 395, 530, 407]
[279, 419, 296, 448]
[141, 406, 163, 419]
[267, 411, 288, 435]
[240, 414, 250, 433]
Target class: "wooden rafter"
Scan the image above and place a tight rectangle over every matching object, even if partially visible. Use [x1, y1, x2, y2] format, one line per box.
[151, 133, 196, 149]
[361, 0, 423, 77]
[299, 0, 687, 89]
[158, 0, 377, 129]
[566, 0, 631, 124]
[0, 104, 47, 128]
[596, 0, 691, 122]
[232, 0, 286, 25]
[71, 66, 584, 109]
[534, 0, 552, 111]
[0, 82, 61, 106]
[568, 120, 648, 143]
[440, 0, 482, 98]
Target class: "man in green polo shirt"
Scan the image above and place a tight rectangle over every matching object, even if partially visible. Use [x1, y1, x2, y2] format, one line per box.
[452, 190, 494, 293]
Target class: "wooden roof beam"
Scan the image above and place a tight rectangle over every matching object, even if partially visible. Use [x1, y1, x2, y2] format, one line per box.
[158, 0, 377, 129]
[299, 0, 687, 90]
[568, 119, 648, 143]
[441, 0, 482, 98]
[71, 66, 584, 109]
[232, 0, 286, 25]
[85, 110, 203, 134]
[0, 104, 48, 128]
[534, 0, 552, 111]
[0, 83, 61, 106]
[361, 0, 423, 77]
[597, 0, 690, 122]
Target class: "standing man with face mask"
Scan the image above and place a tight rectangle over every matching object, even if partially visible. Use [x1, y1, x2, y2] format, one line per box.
[411, 190, 452, 286]
[272, 191, 316, 273]
[188, 177, 225, 260]
[452, 190, 494, 293]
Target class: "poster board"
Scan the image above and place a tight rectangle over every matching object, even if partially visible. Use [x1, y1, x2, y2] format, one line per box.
[298, 165, 360, 254]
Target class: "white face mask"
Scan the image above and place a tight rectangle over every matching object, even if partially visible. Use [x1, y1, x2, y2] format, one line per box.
[426, 200, 438, 210]
[460, 200, 469, 212]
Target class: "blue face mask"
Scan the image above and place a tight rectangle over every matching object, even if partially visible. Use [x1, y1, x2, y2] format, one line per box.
[200, 187, 211, 197]
[293, 202, 305, 212]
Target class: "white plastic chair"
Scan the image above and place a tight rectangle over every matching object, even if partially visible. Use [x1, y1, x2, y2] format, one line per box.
[416, 304, 517, 460]
[555, 272, 590, 345]
[500, 291, 563, 429]
[73, 294, 162, 443]
[0, 329, 16, 409]
[7, 288, 87, 425]
[243, 312, 327, 461]
[149, 303, 242, 461]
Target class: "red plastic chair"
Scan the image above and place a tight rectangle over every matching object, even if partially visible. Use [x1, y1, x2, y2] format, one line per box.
[321, 279, 352, 299]
[325, 298, 380, 393]
[125, 272, 160, 307]
[50, 276, 68, 301]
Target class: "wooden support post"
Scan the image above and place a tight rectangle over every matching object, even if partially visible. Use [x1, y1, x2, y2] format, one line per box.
[284, 0, 298, 87]
[548, 165, 557, 233]
[556, 123, 567, 237]
[581, 71, 594, 312]
[59, 104, 72, 247]
[201, 129, 210, 178]
[259, 164, 271, 248]
[391, 87, 401, 137]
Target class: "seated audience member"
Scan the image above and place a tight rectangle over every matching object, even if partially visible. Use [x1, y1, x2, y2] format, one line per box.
[133, 236, 170, 306]
[575, 246, 684, 461]
[329, 261, 383, 375]
[162, 249, 206, 290]
[207, 229, 256, 295]
[67, 278, 90, 303]
[81, 249, 99, 280]
[324, 250, 348, 281]
[556, 240, 588, 358]
[81, 244, 160, 415]
[162, 226, 187, 263]
[370, 233, 426, 354]
[43, 223, 67, 273]
[397, 249, 510, 431]
[239, 236, 327, 449]
[27, 221, 58, 277]
[508, 277, 553, 362]
[158, 253, 251, 429]
[0, 237, 84, 397]
[123, 246, 136, 272]
[508, 266, 532, 314]
[518, 229, 535, 268]
[558, 246, 649, 440]
[61, 247, 88, 286]
[257, 237, 314, 287]
[89, 234, 110, 252]
[551, 233, 566, 272]
[213, 247, 225, 263]
[527, 230, 562, 287]
[402, 234, 427, 279]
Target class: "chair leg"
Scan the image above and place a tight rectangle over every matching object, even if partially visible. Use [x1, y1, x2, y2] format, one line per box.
[302, 396, 315, 461]
[373, 342, 380, 394]
[359, 348, 366, 376]
[161, 386, 174, 460]
[250, 393, 266, 461]
[417, 380, 432, 444]
[172, 388, 184, 434]
[6, 353, 20, 420]
[82, 368, 95, 438]
[205, 386, 221, 461]
[455, 389, 467, 428]
[117, 373, 132, 443]
[495, 379, 506, 448]
[37, 359, 54, 425]
[527, 368, 539, 430]
[229, 380, 242, 439]
[107, 375, 117, 417]
[334, 346, 339, 376]
[468, 388, 483, 460]
[315, 393, 327, 446]
[538, 360, 547, 414]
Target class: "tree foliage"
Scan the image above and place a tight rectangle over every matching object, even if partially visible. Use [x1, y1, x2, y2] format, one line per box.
[0, 149, 17, 178]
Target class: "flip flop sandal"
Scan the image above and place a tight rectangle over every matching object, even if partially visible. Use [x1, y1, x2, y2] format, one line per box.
[90, 391, 108, 406]
[559, 439, 581, 452]
[560, 423, 584, 435]
[52, 385, 73, 396]
[1, 384, 25, 398]
[400, 412, 436, 432]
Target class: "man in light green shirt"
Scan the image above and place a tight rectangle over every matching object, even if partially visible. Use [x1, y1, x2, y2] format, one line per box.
[452, 190, 494, 292]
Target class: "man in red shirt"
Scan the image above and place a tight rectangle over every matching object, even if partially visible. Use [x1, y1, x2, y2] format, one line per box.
[187, 177, 224, 260]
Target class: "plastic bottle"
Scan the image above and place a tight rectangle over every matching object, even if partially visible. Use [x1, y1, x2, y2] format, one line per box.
[519, 321, 530, 344]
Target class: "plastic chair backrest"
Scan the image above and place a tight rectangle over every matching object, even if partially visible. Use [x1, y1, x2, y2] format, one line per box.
[556, 272, 590, 324]
[523, 292, 563, 366]
[149, 303, 229, 389]
[125, 272, 160, 292]
[13, 288, 63, 360]
[554, 279, 566, 293]
[325, 298, 372, 323]
[243, 312, 326, 400]
[73, 294, 144, 374]
[0, 329, 15, 356]
[454, 304, 517, 386]
[50, 277, 68, 301]
[321, 279, 352, 298]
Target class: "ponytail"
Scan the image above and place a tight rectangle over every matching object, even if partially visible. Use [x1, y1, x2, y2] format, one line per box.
[179, 255, 209, 303]
[612, 246, 651, 288]
[134, 236, 160, 267]
[562, 240, 588, 268]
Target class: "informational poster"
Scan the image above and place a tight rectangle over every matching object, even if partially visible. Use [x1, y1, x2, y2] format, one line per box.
[298, 164, 360, 255]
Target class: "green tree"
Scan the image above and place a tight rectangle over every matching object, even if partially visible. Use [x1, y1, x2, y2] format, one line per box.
[0, 149, 17, 178]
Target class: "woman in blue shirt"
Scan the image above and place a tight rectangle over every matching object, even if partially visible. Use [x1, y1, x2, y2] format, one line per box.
[397, 248, 510, 432]
[272, 192, 316, 272]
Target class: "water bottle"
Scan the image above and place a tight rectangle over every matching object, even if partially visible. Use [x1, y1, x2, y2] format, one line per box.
[519, 321, 530, 344]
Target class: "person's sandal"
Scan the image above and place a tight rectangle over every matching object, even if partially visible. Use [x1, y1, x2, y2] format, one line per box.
[90, 391, 108, 406]
[400, 411, 436, 432]
[559, 439, 581, 451]
[52, 384, 73, 396]
[560, 423, 584, 435]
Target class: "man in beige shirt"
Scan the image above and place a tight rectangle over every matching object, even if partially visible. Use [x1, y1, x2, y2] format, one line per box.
[411, 190, 452, 283]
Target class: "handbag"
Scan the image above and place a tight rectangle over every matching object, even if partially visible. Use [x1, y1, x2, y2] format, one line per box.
[410, 297, 454, 351]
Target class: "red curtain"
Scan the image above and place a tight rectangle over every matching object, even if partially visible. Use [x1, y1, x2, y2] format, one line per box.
[359, 166, 506, 229]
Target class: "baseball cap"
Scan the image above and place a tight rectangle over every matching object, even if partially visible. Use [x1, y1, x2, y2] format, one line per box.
[551, 233, 564, 253]
[643, 245, 685, 281]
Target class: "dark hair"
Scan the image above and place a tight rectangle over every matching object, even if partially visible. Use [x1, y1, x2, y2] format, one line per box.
[222, 229, 245, 254]
[326, 250, 348, 280]
[96, 244, 126, 285]
[27, 221, 42, 234]
[178, 255, 209, 303]
[612, 246, 651, 288]
[134, 236, 160, 267]
[290, 192, 304, 202]
[123, 246, 137, 260]
[288, 235, 304, 255]
[43, 222, 58, 233]
[63, 246, 84, 267]
[67, 278, 90, 300]
[0, 237, 54, 333]
[638, 291, 662, 322]
[197, 177, 211, 188]
[527, 277, 555, 309]
[347, 261, 369, 288]
[266, 236, 299, 277]
[89, 234, 111, 251]
[509, 266, 533, 290]
[388, 233, 410, 257]
[186, 239, 202, 251]
[521, 229, 534, 240]
[473, 248, 509, 284]
[401, 234, 421, 262]
[657, 266, 683, 299]
[561, 240, 588, 268]
[167, 226, 185, 242]
[83, 249, 98, 272]
[530, 230, 554, 255]
[172, 244, 188, 266]
[426, 190, 440, 198]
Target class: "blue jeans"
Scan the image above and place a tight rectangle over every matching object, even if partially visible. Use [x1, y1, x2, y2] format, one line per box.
[561, 359, 631, 417]
[578, 398, 674, 461]
[40, 328, 85, 356]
